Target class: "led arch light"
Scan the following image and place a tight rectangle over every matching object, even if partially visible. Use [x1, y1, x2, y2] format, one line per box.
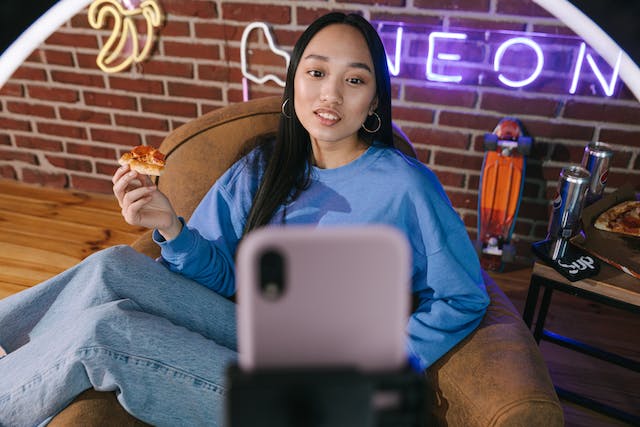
[494, 37, 544, 88]
[88, 0, 164, 73]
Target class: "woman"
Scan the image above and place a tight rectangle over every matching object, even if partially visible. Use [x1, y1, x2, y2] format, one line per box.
[0, 13, 489, 426]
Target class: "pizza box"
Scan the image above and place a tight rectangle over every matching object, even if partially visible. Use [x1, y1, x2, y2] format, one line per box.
[571, 184, 640, 280]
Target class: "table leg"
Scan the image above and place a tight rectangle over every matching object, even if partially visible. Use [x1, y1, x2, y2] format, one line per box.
[523, 276, 541, 328]
[533, 286, 554, 343]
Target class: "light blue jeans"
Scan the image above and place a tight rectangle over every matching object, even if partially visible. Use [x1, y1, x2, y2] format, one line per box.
[0, 245, 237, 426]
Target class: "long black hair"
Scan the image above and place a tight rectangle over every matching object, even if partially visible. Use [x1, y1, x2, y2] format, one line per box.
[243, 13, 393, 235]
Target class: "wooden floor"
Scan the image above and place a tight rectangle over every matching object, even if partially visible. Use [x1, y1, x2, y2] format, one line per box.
[1, 179, 638, 426]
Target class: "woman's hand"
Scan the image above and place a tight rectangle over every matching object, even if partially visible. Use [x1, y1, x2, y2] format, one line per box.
[112, 165, 182, 240]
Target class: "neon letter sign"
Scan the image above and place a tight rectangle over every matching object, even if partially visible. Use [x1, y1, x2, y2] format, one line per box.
[426, 32, 467, 83]
[570, 42, 622, 96]
[493, 37, 544, 88]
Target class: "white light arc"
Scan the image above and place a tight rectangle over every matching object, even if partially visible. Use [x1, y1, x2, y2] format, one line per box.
[532, 0, 640, 101]
[0, 0, 92, 89]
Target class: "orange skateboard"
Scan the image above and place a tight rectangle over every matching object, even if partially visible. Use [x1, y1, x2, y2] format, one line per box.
[477, 118, 532, 271]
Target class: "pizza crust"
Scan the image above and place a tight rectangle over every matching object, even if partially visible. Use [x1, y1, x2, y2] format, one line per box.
[594, 200, 640, 237]
[118, 146, 165, 176]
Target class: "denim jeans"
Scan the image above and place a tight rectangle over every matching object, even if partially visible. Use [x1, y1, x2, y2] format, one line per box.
[0, 245, 237, 426]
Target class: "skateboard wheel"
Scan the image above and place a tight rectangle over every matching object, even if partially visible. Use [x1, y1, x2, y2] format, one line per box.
[484, 133, 498, 151]
[517, 136, 532, 156]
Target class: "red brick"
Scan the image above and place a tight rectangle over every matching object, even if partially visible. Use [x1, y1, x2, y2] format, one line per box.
[11, 66, 47, 81]
[0, 117, 31, 131]
[406, 86, 477, 108]
[141, 98, 197, 118]
[439, 111, 499, 131]
[198, 65, 231, 82]
[404, 127, 469, 149]
[96, 161, 119, 176]
[15, 136, 63, 152]
[222, 3, 291, 24]
[163, 41, 220, 60]
[563, 101, 640, 125]
[163, 20, 191, 37]
[140, 60, 194, 78]
[43, 50, 75, 66]
[163, 0, 218, 18]
[449, 18, 525, 32]
[0, 148, 38, 164]
[28, 86, 79, 103]
[392, 106, 435, 124]
[415, 0, 489, 12]
[432, 169, 466, 187]
[168, 82, 223, 100]
[85, 91, 138, 110]
[434, 151, 484, 171]
[525, 120, 595, 142]
[46, 155, 93, 172]
[599, 129, 640, 149]
[46, 32, 97, 49]
[447, 189, 478, 210]
[7, 102, 56, 118]
[480, 93, 558, 117]
[369, 11, 442, 26]
[59, 107, 112, 125]
[51, 71, 105, 87]
[194, 23, 226, 39]
[71, 174, 113, 194]
[115, 114, 169, 131]
[496, 0, 553, 17]
[37, 122, 87, 139]
[67, 143, 117, 159]
[144, 134, 166, 147]
[412, 147, 431, 164]
[108, 76, 164, 95]
[0, 166, 17, 179]
[0, 82, 24, 97]
[0, 134, 10, 146]
[22, 169, 68, 188]
[339, 0, 405, 5]
[90, 128, 141, 146]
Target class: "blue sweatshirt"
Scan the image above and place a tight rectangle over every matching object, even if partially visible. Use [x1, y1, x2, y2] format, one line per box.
[156, 144, 489, 369]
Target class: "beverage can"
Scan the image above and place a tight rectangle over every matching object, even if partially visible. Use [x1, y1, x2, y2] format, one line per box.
[547, 165, 591, 242]
[581, 141, 613, 205]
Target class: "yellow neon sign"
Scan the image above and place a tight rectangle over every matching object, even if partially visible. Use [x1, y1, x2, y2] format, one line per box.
[88, 0, 163, 73]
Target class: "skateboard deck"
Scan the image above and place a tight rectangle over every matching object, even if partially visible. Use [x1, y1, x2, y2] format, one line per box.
[477, 117, 532, 271]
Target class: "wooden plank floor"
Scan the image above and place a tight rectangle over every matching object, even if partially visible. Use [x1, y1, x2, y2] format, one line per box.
[1, 178, 638, 426]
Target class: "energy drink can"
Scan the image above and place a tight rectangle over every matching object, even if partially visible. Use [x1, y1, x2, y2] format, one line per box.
[581, 141, 613, 205]
[547, 165, 591, 242]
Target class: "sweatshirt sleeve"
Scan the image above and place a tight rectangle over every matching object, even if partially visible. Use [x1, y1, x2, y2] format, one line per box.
[404, 169, 490, 369]
[153, 160, 255, 298]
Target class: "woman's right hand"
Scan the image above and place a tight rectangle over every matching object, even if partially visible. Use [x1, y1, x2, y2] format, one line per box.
[112, 165, 183, 240]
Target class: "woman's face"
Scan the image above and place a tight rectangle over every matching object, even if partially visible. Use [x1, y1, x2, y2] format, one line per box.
[293, 24, 378, 148]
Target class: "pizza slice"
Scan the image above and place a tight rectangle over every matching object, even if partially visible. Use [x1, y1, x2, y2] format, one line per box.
[594, 200, 640, 238]
[118, 145, 166, 176]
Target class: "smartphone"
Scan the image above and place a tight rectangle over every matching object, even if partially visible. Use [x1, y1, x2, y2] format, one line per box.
[235, 225, 411, 373]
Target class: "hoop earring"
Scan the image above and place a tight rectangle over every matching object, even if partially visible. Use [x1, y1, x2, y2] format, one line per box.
[362, 111, 381, 133]
[281, 98, 292, 119]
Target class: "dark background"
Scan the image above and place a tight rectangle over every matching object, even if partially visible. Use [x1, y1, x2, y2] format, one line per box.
[0, 0, 638, 66]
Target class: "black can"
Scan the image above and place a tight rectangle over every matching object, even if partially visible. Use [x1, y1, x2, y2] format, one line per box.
[547, 165, 591, 242]
[581, 141, 613, 205]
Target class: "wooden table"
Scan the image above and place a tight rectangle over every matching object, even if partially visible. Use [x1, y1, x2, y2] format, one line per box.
[523, 260, 640, 424]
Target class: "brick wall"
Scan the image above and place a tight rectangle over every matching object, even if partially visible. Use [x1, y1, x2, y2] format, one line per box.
[1, 0, 639, 254]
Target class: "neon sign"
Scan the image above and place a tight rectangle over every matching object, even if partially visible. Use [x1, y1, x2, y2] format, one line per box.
[239, 21, 623, 100]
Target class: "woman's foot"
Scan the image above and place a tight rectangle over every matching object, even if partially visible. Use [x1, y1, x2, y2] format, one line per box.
[0, 344, 7, 359]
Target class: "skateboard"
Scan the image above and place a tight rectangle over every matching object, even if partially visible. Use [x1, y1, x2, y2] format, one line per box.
[476, 117, 532, 271]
